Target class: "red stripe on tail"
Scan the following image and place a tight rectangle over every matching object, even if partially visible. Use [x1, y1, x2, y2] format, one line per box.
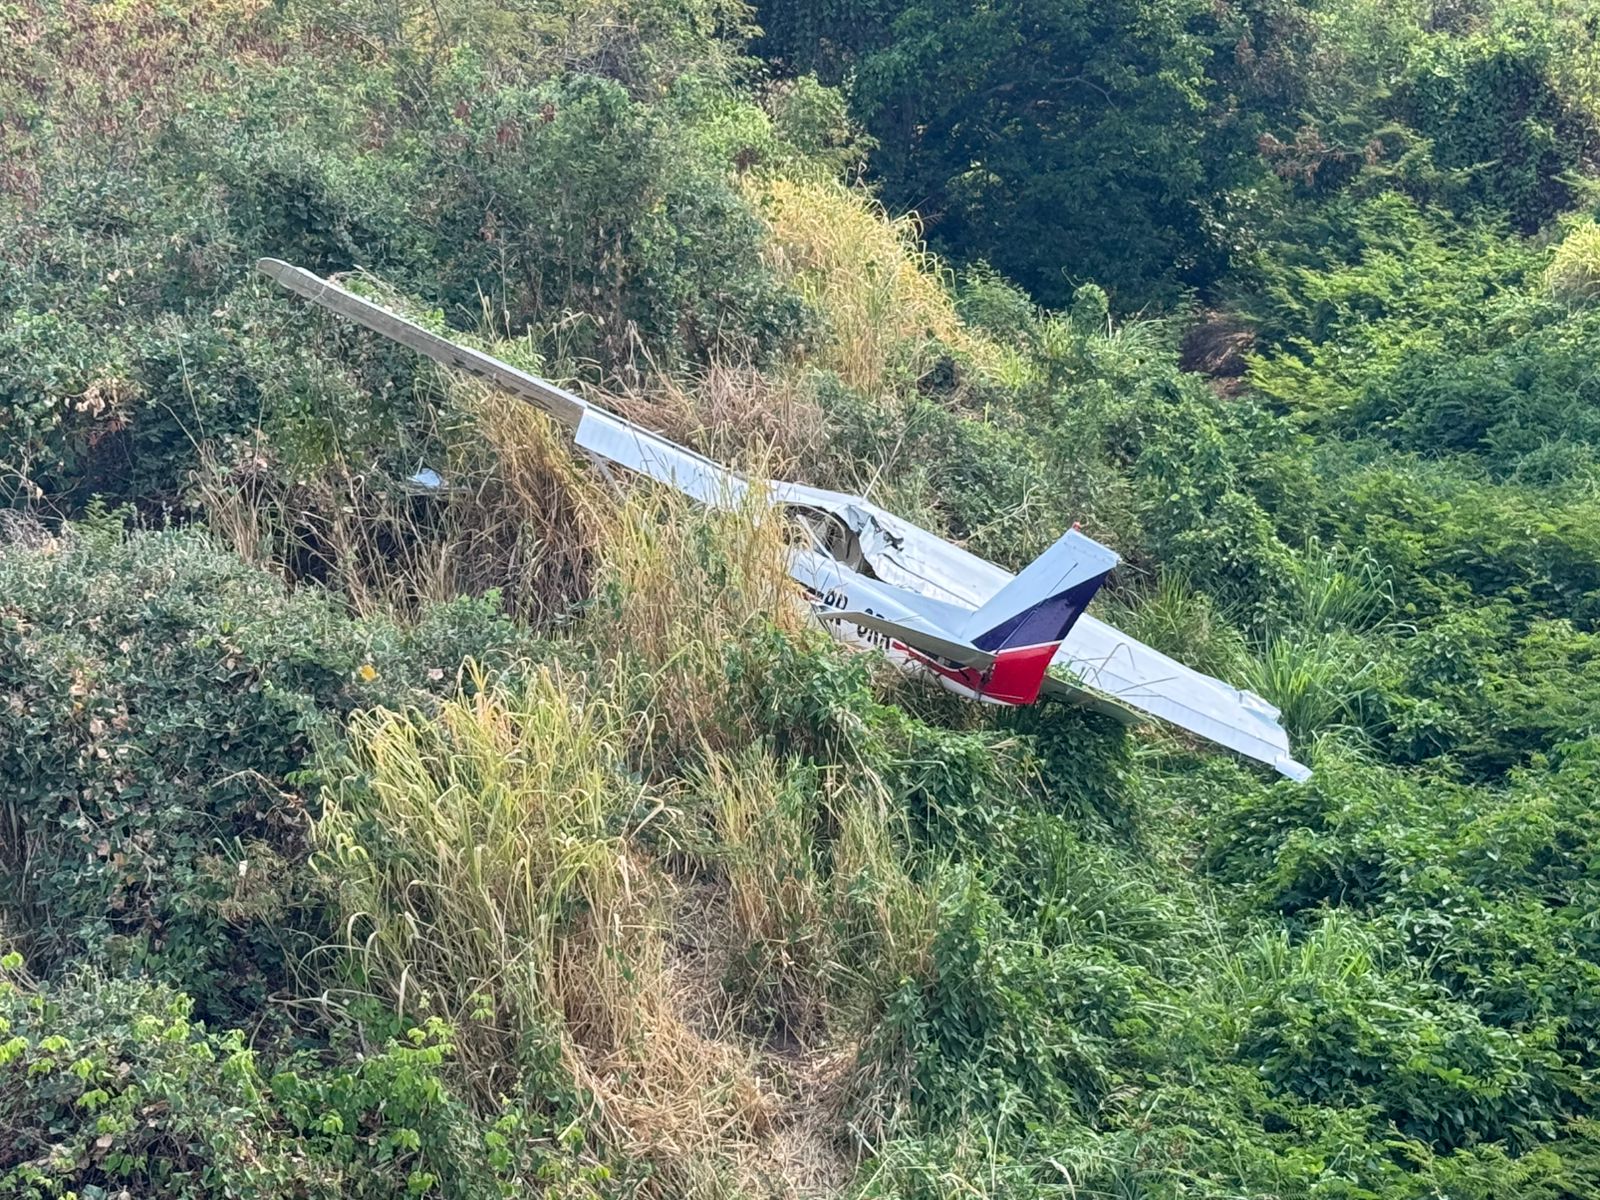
[902, 641, 1061, 706]
[978, 642, 1060, 704]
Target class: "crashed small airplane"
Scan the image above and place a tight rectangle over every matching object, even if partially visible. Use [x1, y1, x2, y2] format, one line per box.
[258, 258, 1310, 781]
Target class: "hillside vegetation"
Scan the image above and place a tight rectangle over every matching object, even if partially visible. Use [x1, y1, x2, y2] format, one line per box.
[7, 0, 1600, 1196]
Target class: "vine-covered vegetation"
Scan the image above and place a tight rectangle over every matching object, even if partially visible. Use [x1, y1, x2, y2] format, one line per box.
[7, 0, 1600, 1196]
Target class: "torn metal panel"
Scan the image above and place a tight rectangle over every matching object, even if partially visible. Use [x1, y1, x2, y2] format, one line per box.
[772, 483, 1007, 605]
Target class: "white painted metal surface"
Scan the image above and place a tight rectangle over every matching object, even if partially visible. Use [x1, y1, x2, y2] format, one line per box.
[259, 258, 1310, 781]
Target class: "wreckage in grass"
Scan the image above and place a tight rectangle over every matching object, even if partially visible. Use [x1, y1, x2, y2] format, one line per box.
[258, 258, 1310, 781]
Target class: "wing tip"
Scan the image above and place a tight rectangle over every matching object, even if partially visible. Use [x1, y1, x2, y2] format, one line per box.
[1276, 756, 1313, 783]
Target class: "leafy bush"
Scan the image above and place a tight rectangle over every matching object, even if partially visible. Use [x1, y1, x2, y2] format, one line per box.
[1394, 29, 1596, 233]
[859, 870, 1136, 1134]
[1244, 196, 1600, 477]
[0, 524, 536, 1018]
[760, 0, 1263, 306]
[1134, 381, 1298, 620]
[1, 0, 820, 508]
[1232, 916, 1576, 1150]
[1383, 604, 1600, 772]
[0, 959, 608, 1200]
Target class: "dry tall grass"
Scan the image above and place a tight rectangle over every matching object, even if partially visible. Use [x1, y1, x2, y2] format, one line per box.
[297, 473, 890, 1194]
[691, 749, 829, 1037]
[753, 177, 1016, 395]
[316, 665, 776, 1193]
[825, 780, 933, 1003]
[601, 363, 828, 484]
[1546, 221, 1600, 305]
[586, 483, 806, 769]
[198, 377, 608, 622]
[683, 744, 934, 1087]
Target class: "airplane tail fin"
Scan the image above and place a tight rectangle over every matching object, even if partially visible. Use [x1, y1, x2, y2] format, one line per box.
[959, 530, 1118, 701]
[950, 529, 1117, 705]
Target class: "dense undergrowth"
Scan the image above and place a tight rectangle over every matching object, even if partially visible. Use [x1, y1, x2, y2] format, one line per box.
[9, 0, 1600, 1196]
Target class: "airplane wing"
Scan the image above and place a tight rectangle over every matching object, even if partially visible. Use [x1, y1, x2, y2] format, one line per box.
[1048, 616, 1310, 781]
[257, 259, 588, 427]
[573, 408, 748, 508]
[257, 259, 1309, 781]
[256, 260, 750, 510]
[770, 485, 1310, 781]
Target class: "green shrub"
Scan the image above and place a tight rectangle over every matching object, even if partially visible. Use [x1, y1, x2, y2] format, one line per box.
[1235, 915, 1576, 1152]
[1385, 604, 1600, 774]
[0, 525, 537, 1018]
[1133, 381, 1297, 622]
[0, 960, 607, 1199]
[1395, 31, 1595, 233]
[1004, 700, 1135, 833]
[860, 870, 1135, 1133]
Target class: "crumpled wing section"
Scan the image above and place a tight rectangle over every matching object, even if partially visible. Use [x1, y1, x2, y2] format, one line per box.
[772, 483, 1010, 603]
[574, 409, 749, 508]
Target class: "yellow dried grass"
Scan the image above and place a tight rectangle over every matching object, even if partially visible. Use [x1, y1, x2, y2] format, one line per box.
[586, 482, 807, 770]
[316, 665, 777, 1192]
[751, 177, 1012, 394]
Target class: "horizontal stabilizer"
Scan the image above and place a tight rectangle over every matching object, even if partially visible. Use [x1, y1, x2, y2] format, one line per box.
[813, 610, 993, 669]
[1049, 615, 1311, 781]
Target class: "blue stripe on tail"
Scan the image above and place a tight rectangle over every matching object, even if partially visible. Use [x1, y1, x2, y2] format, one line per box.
[970, 572, 1110, 653]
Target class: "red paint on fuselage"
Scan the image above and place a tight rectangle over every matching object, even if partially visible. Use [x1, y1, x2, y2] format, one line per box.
[899, 641, 1060, 706]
